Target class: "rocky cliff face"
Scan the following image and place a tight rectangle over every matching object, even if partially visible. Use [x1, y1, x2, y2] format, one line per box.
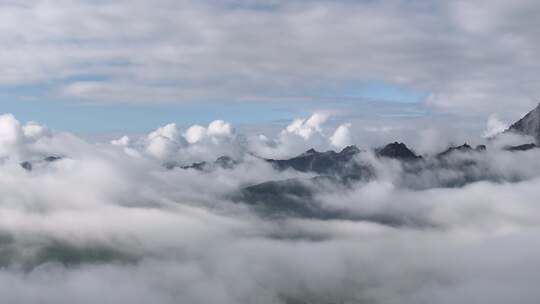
[506, 103, 540, 141]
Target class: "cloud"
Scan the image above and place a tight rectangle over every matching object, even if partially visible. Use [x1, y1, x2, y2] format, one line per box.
[122, 112, 345, 162]
[283, 112, 329, 140]
[207, 120, 233, 137]
[111, 118, 240, 163]
[1, 110, 540, 303]
[184, 120, 234, 144]
[0, 0, 537, 119]
[329, 123, 352, 149]
[247, 112, 354, 158]
[184, 125, 208, 144]
[111, 135, 130, 147]
[483, 114, 509, 138]
[145, 123, 185, 160]
[1, 1, 540, 301]
[0, 114, 24, 157]
[0, 114, 55, 160]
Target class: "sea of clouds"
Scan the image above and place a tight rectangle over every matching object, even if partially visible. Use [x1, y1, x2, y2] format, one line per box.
[0, 112, 540, 303]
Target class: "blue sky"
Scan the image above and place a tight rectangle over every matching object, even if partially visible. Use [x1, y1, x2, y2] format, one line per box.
[0, 81, 428, 134]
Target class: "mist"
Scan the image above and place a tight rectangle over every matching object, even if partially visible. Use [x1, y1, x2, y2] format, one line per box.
[0, 112, 536, 303]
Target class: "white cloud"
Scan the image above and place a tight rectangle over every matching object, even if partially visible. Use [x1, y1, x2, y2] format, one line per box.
[483, 114, 509, 138]
[0, 115, 54, 160]
[284, 112, 328, 140]
[207, 120, 233, 137]
[111, 135, 130, 147]
[183, 120, 234, 145]
[111, 119, 240, 163]
[248, 112, 352, 158]
[23, 121, 50, 141]
[144, 123, 184, 159]
[1, 112, 540, 302]
[148, 123, 180, 142]
[0, 0, 537, 118]
[329, 123, 352, 149]
[0, 114, 24, 156]
[184, 125, 207, 144]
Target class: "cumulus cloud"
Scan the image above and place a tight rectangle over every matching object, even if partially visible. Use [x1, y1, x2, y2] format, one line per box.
[0, 114, 24, 157]
[283, 112, 329, 140]
[246, 112, 350, 158]
[330, 123, 352, 149]
[184, 125, 207, 144]
[184, 120, 234, 144]
[207, 120, 233, 137]
[116, 112, 342, 163]
[111, 135, 130, 147]
[144, 123, 186, 160]
[110, 119, 241, 163]
[0, 114, 55, 160]
[23, 121, 51, 141]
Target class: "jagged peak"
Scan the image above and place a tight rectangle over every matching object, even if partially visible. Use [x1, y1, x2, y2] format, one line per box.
[506, 103, 540, 141]
[437, 142, 479, 157]
[340, 145, 360, 155]
[301, 148, 318, 156]
[215, 156, 237, 169]
[376, 142, 420, 160]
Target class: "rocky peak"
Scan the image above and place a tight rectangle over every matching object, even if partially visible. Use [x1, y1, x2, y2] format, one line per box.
[506, 102, 540, 141]
[376, 142, 420, 160]
[437, 143, 486, 158]
[215, 156, 238, 169]
[340, 145, 360, 155]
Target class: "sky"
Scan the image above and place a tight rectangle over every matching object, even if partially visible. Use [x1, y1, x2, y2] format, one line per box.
[0, 81, 426, 134]
[3, 2, 540, 303]
[1, 0, 539, 136]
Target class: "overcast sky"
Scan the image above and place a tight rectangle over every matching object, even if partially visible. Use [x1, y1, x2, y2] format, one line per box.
[1, 0, 539, 134]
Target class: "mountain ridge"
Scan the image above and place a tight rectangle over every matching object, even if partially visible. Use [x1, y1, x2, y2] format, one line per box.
[506, 102, 540, 141]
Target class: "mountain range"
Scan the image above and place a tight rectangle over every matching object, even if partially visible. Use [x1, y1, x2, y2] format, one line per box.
[190, 104, 540, 221]
[19, 104, 540, 222]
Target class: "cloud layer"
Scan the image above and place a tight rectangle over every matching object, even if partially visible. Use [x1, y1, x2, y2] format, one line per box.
[0, 112, 538, 303]
[2, 0, 540, 118]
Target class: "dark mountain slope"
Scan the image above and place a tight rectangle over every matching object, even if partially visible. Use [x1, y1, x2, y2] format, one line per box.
[376, 142, 421, 160]
[266, 145, 363, 176]
[506, 103, 540, 141]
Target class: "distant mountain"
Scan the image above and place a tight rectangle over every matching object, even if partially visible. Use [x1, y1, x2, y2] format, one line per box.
[20, 156, 63, 171]
[234, 147, 373, 219]
[437, 143, 485, 158]
[264, 142, 420, 177]
[173, 104, 540, 221]
[375, 142, 421, 160]
[222, 104, 540, 221]
[236, 175, 420, 226]
[506, 103, 540, 141]
[236, 143, 421, 221]
[504, 143, 537, 151]
[166, 156, 238, 171]
[238, 176, 341, 219]
[266, 145, 367, 178]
